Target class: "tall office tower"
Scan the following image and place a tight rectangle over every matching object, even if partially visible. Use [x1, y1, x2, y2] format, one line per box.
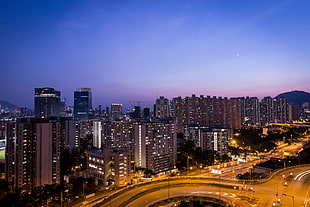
[154, 96, 170, 118]
[133, 106, 141, 119]
[111, 103, 123, 120]
[239, 97, 260, 125]
[5, 118, 78, 193]
[143, 107, 150, 118]
[98, 105, 102, 116]
[93, 120, 102, 148]
[260, 97, 275, 125]
[74, 88, 92, 120]
[34, 87, 61, 118]
[133, 120, 177, 174]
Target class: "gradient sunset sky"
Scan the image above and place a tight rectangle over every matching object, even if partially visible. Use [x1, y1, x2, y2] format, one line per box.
[1, 0, 309, 109]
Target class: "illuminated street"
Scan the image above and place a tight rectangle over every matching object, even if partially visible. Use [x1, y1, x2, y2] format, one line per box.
[76, 164, 310, 207]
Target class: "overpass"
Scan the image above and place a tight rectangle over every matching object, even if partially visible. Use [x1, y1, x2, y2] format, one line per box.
[75, 164, 310, 207]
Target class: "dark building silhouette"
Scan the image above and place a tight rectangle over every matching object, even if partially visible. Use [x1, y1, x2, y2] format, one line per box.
[74, 88, 92, 120]
[143, 107, 150, 118]
[133, 106, 141, 118]
[34, 87, 61, 118]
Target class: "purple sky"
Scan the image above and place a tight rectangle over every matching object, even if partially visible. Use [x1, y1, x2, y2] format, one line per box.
[1, 0, 309, 109]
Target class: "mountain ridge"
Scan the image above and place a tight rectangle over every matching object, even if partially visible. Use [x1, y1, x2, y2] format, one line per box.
[275, 90, 310, 106]
[0, 100, 21, 111]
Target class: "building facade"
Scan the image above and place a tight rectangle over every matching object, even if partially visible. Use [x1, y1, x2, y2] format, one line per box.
[185, 126, 231, 157]
[5, 118, 78, 193]
[102, 120, 133, 154]
[170, 95, 241, 133]
[133, 120, 177, 174]
[34, 87, 61, 118]
[111, 104, 123, 120]
[74, 88, 92, 120]
[260, 97, 289, 125]
[87, 148, 131, 187]
[154, 96, 170, 118]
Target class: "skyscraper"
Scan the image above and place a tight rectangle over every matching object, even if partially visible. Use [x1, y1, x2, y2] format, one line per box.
[74, 88, 92, 120]
[34, 87, 61, 118]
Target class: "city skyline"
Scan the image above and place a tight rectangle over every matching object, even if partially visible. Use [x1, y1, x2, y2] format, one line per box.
[1, 0, 310, 109]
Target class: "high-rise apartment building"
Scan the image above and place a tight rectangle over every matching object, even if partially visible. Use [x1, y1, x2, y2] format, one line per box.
[260, 97, 274, 126]
[260, 97, 289, 125]
[5, 118, 78, 193]
[93, 120, 102, 149]
[154, 96, 170, 118]
[111, 150, 131, 187]
[0, 121, 6, 163]
[185, 126, 231, 157]
[288, 104, 301, 121]
[87, 149, 110, 185]
[302, 102, 310, 121]
[111, 104, 123, 120]
[133, 120, 177, 174]
[34, 87, 61, 118]
[74, 88, 92, 120]
[239, 97, 260, 125]
[102, 120, 133, 153]
[275, 97, 289, 123]
[170, 95, 241, 133]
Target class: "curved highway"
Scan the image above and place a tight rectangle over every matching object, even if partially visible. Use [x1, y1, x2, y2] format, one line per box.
[77, 164, 310, 207]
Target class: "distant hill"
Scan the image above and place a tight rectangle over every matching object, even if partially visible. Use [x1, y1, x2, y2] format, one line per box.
[275, 90, 310, 106]
[0, 101, 20, 111]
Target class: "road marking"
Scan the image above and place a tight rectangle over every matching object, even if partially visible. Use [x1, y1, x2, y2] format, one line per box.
[294, 169, 310, 181]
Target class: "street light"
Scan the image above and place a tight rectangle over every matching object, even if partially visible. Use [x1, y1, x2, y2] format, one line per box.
[282, 193, 295, 207]
[167, 174, 170, 200]
[83, 181, 88, 199]
[186, 155, 192, 176]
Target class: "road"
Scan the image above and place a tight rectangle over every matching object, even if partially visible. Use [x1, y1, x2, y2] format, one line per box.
[73, 142, 309, 207]
[76, 165, 310, 207]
